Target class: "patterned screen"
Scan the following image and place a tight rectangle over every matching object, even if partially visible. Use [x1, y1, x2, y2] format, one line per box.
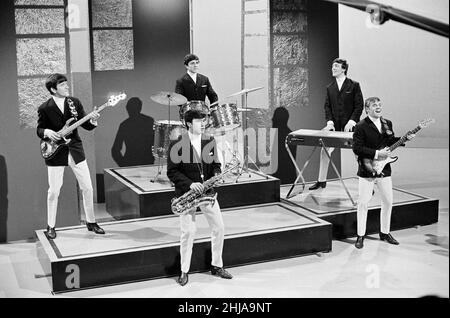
[14, 0, 68, 129]
[91, 0, 134, 71]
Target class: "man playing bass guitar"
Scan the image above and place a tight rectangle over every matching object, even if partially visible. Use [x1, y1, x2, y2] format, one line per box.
[36, 73, 105, 239]
[352, 97, 415, 249]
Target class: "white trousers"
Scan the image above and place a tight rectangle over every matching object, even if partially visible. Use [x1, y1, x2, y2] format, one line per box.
[318, 147, 335, 181]
[47, 155, 96, 227]
[357, 176, 393, 236]
[179, 199, 224, 273]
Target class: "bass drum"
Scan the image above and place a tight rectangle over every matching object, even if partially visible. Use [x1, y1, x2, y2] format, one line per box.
[152, 120, 184, 159]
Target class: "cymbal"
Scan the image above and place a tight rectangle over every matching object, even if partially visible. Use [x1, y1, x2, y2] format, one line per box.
[227, 86, 264, 98]
[150, 91, 187, 105]
[236, 108, 253, 112]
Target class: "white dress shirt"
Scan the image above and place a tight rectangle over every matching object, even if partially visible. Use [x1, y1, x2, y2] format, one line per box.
[187, 71, 197, 84]
[44, 96, 66, 138]
[368, 115, 383, 159]
[336, 75, 346, 91]
[327, 76, 348, 127]
[188, 131, 202, 158]
[52, 95, 65, 114]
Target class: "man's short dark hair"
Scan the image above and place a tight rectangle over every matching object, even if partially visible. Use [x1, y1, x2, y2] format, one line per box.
[333, 58, 349, 75]
[45, 73, 67, 95]
[184, 109, 206, 125]
[184, 54, 200, 66]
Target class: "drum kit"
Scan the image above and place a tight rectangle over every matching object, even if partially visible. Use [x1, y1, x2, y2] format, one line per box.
[149, 86, 264, 183]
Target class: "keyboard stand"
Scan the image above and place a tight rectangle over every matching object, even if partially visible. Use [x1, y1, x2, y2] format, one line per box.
[285, 136, 356, 205]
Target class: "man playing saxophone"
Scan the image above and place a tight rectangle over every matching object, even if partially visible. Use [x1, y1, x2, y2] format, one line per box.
[167, 109, 233, 286]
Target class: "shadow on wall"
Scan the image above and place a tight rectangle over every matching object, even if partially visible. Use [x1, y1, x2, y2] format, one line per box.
[111, 97, 155, 167]
[270, 107, 297, 184]
[0, 155, 7, 243]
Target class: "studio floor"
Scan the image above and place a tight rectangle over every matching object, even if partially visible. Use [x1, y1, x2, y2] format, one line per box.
[0, 148, 448, 298]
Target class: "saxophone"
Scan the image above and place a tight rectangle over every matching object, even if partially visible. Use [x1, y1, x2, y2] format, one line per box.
[171, 158, 240, 215]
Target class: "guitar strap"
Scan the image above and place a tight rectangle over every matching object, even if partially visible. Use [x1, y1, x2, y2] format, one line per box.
[67, 98, 78, 120]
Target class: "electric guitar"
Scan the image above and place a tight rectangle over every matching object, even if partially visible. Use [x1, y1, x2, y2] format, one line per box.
[40, 93, 127, 159]
[362, 118, 435, 176]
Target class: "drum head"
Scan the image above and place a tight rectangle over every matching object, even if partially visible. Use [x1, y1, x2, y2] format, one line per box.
[155, 119, 183, 126]
[210, 103, 240, 133]
[180, 100, 210, 116]
[153, 120, 184, 158]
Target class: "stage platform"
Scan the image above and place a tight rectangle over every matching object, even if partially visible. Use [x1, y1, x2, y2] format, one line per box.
[36, 202, 331, 293]
[104, 164, 280, 220]
[281, 177, 439, 239]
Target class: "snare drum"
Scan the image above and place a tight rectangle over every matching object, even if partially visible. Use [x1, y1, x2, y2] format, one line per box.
[179, 100, 210, 125]
[152, 120, 184, 159]
[210, 103, 240, 132]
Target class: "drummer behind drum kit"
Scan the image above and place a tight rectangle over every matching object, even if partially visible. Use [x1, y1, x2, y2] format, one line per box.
[149, 86, 263, 183]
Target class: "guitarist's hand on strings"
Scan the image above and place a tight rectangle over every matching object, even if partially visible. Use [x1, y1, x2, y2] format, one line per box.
[377, 147, 391, 160]
[406, 133, 416, 141]
[90, 107, 100, 126]
[44, 129, 62, 142]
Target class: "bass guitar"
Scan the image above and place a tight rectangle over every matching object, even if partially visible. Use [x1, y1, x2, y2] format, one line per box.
[40, 93, 126, 159]
[362, 118, 435, 176]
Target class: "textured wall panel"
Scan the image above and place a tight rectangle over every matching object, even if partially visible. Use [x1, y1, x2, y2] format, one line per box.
[93, 30, 134, 71]
[271, 0, 306, 10]
[273, 66, 308, 109]
[273, 35, 307, 65]
[15, 8, 65, 34]
[16, 38, 66, 76]
[272, 11, 307, 33]
[18, 77, 51, 129]
[91, 0, 132, 28]
[14, 0, 63, 5]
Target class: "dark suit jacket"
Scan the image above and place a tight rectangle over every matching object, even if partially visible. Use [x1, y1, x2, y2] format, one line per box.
[36, 97, 96, 166]
[353, 117, 401, 178]
[167, 133, 221, 197]
[175, 73, 218, 104]
[324, 78, 364, 131]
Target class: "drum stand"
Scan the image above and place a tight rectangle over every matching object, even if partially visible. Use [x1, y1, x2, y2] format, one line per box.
[150, 93, 175, 183]
[233, 91, 268, 183]
[150, 157, 165, 183]
[221, 138, 242, 175]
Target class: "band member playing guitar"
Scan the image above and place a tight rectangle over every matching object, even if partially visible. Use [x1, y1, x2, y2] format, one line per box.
[352, 97, 415, 249]
[36, 73, 105, 239]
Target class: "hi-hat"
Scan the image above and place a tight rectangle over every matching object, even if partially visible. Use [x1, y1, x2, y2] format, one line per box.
[227, 86, 264, 98]
[150, 91, 187, 105]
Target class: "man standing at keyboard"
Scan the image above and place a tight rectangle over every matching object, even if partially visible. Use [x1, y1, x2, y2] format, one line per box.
[309, 58, 364, 190]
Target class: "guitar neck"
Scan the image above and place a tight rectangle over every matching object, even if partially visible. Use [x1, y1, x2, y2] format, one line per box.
[389, 125, 421, 152]
[60, 101, 108, 137]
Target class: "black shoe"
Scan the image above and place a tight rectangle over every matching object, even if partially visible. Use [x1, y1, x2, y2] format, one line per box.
[379, 232, 399, 245]
[211, 266, 233, 279]
[355, 236, 364, 249]
[177, 272, 189, 286]
[46, 226, 56, 239]
[309, 181, 326, 190]
[86, 222, 105, 234]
